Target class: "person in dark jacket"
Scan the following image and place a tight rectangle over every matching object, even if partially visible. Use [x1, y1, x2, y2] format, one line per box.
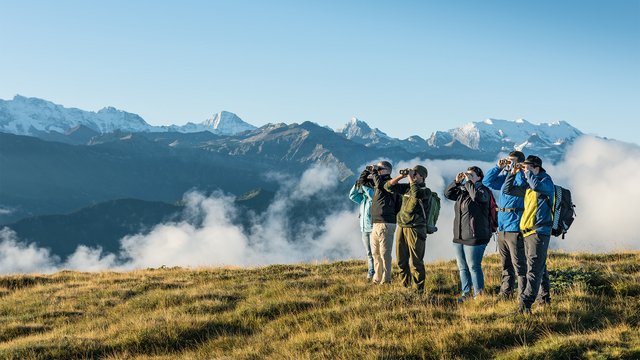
[483, 150, 527, 298]
[503, 155, 554, 314]
[384, 165, 431, 293]
[369, 161, 400, 284]
[445, 166, 492, 302]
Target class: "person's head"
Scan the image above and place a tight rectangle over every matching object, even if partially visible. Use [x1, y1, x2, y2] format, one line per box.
[465, 166, 484, 183]
[412, 165, 428, 184]
[508, 150, 525, 165]
[377, 161, 392, 175]
[522, 155, 544, 175]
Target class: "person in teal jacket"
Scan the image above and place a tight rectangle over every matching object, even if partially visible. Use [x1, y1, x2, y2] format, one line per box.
[349, 170, 375, 279]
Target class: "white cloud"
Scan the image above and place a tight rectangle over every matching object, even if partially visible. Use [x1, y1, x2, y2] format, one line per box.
[1, 136, 638, 274]
[0, 227, 59, 274]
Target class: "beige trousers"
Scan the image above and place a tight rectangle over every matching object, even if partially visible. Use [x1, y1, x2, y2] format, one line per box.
[370, 223, 396, 283]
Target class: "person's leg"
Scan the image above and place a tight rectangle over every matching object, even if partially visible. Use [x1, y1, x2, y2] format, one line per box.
[395, 227, 410, 287]
[465, 243, 487, 297]
[370, 224, 383, 283]
[498, 231, 514, 296]
[380, 223, 396, 283]
[362, 231, 375, 279]
[406, 227, 426, 292]
[536, 264, 551, 304]
[520, 233, 550, 310]
[511, 232, 527, 297]
[453, 243, 471, 297]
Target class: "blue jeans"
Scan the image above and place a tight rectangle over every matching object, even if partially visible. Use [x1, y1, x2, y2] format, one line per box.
[454, 243, 487, 296]
[362, 232, 375, 278]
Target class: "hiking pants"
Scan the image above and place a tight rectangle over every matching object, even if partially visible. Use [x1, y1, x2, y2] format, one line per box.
[498, 231, 526, 296]
[371, 223, 396, 283]
[520, 233, 550, 309]
[396, 226, 427, 292]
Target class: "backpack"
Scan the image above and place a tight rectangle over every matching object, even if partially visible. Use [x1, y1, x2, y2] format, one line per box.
[488, 190, 498, 233]
[551, 185, 576, 239]
[425, 192, 441, 234]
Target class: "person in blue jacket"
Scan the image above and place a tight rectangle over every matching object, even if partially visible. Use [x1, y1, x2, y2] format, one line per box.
[504, 155, 555, 314]
[483, 150, 527, 298]
[349, 169, 375, 279]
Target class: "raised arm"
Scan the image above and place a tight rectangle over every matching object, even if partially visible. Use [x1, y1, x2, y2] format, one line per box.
[525, 171, 554, 198]
[503, 171, 527, 197]
[483, 165, 507, 191]
[465, 181, 490, 203]
[444, 181, 462, 201]
[348, 184, 364, 204]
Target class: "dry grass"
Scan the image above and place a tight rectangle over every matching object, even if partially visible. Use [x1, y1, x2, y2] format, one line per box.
[0, 252, 638, 359]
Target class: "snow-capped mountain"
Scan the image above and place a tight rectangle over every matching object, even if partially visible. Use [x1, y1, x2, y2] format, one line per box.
[0, 95, 256, 137]
[336, 117, 393, 145]
[202, 111, 256, 135]
[336, 117, 429, 153]
[0, 95, 153, 135]
[427, 118, 583, 153]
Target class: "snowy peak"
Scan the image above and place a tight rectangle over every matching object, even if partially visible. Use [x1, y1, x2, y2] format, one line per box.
[201, 111, 256, 135]
[428, 118, 583, 153]
[0, 96, 257, 137]
[0, 95, 152, 135]
[336, 117, 391, 143]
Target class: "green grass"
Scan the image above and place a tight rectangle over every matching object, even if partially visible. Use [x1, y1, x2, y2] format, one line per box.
[0, 252, 638, 359]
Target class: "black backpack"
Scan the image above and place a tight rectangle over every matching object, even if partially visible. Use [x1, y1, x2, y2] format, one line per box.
[551, 185, 576, 239]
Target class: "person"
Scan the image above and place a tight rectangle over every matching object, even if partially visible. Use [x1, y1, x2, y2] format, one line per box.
[384, 165, 431, 293]
[503, 155, 554, 314]
[483, 151, 527, 298]
[348, 170, 375, 279]
[369, 161, 400, 284]
[445, 166, 492, 303]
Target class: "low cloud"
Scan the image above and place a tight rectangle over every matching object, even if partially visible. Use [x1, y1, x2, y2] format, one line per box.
[0, 136, 638, 274]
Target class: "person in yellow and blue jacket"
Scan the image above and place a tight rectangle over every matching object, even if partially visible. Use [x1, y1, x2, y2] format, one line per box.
[503, 155, 554, 314]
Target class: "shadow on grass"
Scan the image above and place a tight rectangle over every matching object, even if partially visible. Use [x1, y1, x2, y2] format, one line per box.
[243, 300, 316, 320]
[0, 276, 57, 291]
[0, 324, 51, 342]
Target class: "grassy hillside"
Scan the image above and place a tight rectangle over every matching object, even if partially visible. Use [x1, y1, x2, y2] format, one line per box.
[0, 252, 638, 359]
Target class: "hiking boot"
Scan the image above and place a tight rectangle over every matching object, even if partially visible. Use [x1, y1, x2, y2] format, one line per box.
[457, 294, 470, 304]
[517, 302, 532, 315]
[536, 297, 551, 306]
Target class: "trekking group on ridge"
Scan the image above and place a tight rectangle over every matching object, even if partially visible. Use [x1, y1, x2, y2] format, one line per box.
[349, 151, 574, 314]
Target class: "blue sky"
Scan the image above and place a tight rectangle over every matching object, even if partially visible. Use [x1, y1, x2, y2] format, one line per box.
[1, 0, 638, 143]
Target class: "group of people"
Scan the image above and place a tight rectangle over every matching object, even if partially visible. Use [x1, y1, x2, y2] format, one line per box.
[348, 151, 555, 314]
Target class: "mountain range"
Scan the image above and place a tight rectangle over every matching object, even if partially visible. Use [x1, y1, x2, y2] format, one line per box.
[0, 95, 587, 258]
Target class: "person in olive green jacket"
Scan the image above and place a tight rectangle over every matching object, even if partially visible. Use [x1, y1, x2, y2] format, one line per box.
[384, 165, 431, 293]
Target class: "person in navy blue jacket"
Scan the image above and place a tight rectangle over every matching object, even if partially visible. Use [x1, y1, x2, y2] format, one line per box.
[483, 151, 527, 298]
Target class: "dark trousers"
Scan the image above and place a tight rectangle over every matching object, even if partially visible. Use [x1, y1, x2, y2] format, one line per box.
[396, 226, 427, 292]
[536, 265, 551, 303]
[520, 233, 551, 309]
[498, 231, 526, 296]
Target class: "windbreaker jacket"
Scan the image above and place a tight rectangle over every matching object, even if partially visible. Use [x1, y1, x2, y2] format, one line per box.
[383, 182, 431, 228]
[371, 173, 400, 223]
[348, 184, 374, 232]
[444, 181, 492, 246]
[483, 165, 526, 232]
[503, 170, 555, 237]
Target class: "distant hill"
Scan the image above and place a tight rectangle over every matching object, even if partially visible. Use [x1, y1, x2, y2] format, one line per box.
[5, 199, 182, 257]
